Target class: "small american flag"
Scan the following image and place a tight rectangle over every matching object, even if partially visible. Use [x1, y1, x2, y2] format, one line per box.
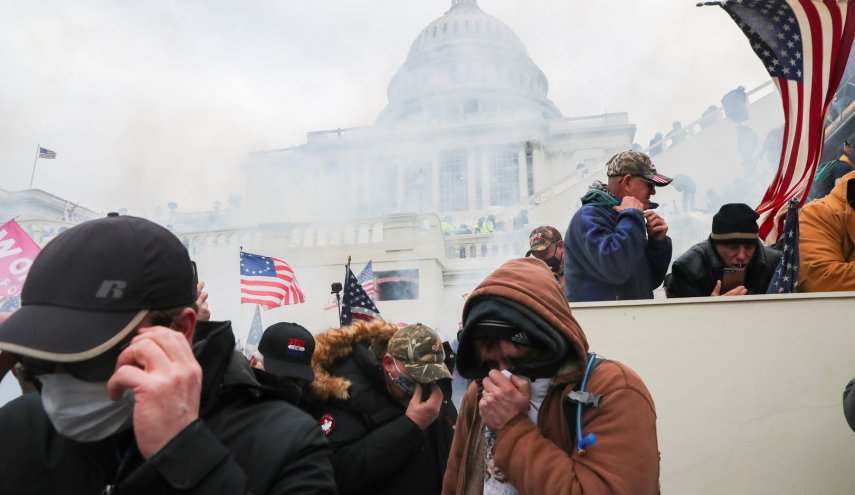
[38, 147, 56, 159]
[240, 251, 305, 308]
[767, 198, 800, 293]
[243, 305, 264, 358]
[340, 266, 380, 326]
[323, 261, 375, 310]
[702, 0, 855, 243]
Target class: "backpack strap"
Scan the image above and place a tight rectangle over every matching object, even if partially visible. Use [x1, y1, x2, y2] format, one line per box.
[562, 353, 603, 454]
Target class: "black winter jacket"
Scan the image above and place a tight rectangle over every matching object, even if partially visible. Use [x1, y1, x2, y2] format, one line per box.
[665, 238, 782, 297]
[311, 342, 457, 495]
[0, 320, 337, 494]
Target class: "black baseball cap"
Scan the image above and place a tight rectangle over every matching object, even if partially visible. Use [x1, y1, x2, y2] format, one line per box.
[257, 322, 315, 381]
[0, 215, 196, 362]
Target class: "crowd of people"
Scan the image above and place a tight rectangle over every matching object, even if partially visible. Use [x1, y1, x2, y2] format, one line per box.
[1, 142, 855, 493]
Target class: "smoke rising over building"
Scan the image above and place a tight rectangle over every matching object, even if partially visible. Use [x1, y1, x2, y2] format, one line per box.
[246, 0, 634, 224]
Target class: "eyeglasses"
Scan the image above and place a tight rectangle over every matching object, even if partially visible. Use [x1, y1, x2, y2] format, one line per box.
[631, 175, 656, 188]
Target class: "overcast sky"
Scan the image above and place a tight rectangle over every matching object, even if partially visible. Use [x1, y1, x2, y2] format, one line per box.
[0, 0, 771, 215]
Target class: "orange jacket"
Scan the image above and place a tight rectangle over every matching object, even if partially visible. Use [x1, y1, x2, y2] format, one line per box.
[799, 169, 855, 292]
[442, 258, 660, 495]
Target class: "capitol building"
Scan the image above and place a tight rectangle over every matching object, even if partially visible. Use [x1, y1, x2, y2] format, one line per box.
[6, 0, 787, 341]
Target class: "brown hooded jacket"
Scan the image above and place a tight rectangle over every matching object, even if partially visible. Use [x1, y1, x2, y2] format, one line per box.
[442, 258, 660, 495]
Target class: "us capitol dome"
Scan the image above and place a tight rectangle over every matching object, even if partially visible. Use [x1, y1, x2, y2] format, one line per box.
[377, 0, 562, 125]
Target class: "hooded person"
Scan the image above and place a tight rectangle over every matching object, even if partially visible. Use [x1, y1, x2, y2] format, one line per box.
[442, 257, 660, 495]
[665, 203, 782, 298]
[306, 320, 458, 495]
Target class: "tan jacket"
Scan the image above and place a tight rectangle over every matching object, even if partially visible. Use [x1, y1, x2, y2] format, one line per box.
[441, 258, 660, 495]
[799, 170, 855, 292]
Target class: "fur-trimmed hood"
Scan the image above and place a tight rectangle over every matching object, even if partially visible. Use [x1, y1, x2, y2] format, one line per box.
[307, 319, 399, 402]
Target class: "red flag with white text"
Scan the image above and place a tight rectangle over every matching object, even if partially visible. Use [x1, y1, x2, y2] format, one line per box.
[0, 219, 41, 304]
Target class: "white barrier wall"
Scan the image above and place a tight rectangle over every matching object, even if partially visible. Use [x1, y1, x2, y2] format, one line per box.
[571, 292, 855, 495]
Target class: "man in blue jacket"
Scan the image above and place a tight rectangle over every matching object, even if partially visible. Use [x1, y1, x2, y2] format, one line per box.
[564, 150, 673, 302]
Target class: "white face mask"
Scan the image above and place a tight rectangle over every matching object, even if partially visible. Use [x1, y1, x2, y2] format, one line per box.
[39, 373, 135, 442]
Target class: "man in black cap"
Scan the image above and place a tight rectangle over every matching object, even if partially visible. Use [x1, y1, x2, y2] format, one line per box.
[564, 150, 673, 301]
[0, 214, 335, 494]
[250, 322, 316, 405]
[807, 139, 854, 200]
[665, 203, 782, 297]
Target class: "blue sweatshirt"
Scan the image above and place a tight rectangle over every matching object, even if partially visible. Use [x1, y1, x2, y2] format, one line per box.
[563, 185, 672, 302]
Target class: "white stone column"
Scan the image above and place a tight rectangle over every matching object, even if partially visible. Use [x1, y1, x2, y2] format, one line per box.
[395, 161, 405, 212]
[431, 155, 440, 210]
[481, 148, 491, 208]
[467, 149, 478, 210]
[517, 145, 528, 201]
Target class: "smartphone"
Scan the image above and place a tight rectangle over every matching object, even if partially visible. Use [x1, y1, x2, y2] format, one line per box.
[721, 267, 746, 293]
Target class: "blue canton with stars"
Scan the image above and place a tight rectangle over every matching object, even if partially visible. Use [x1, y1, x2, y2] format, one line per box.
[340, 266, 380, 326]
[240, 251, 276, 276]
[767, 198, 800, 293]
[724, 0, 804, 81]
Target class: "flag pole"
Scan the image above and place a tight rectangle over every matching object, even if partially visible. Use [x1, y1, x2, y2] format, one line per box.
[29, 144, 40, 190]
[339, 256, 351, 327]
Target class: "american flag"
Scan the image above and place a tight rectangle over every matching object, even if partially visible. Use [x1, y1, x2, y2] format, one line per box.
[240, 251, 305, 308]
[38, 147, 56, 159]
[703, 0, 855, 243]
[766, 198, 800, 293]
[340, 266, 381, 326]
[243, 304, 264, 358]
[323, 261, 375, 310]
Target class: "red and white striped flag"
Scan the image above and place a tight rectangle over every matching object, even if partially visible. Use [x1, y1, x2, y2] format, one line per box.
[240, 251, 305, 308]
[704, 0, 855, 243]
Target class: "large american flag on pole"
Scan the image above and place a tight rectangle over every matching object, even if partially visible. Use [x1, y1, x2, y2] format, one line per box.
[702, 0, 855, 243]
[340, 266, 380, 326]
[240, 251, 305, 308]
[323, 261, 375, 310]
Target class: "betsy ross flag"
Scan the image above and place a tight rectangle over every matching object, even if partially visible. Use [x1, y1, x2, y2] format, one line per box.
[240, 251, 305, 308]
[702, 0, 855, 243]
[340, 266, 380, 326]
[767, 198, 800, 293]
[38, 147, 56, 159]
[324, 261, 375, 310]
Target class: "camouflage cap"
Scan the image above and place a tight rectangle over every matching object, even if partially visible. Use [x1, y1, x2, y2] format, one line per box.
[387, 323, 452, 383]
[525, 226, 562, 256]
[605, 150, 673, 186]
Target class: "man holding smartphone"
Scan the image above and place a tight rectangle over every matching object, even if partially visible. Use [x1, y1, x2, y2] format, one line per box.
[665, 203, 782, 297]
[308, 321, 457, 495]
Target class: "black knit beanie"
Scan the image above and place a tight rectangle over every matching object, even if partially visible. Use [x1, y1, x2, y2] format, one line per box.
[456, 296, 569, 380]
[710, 203, 759, 244]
